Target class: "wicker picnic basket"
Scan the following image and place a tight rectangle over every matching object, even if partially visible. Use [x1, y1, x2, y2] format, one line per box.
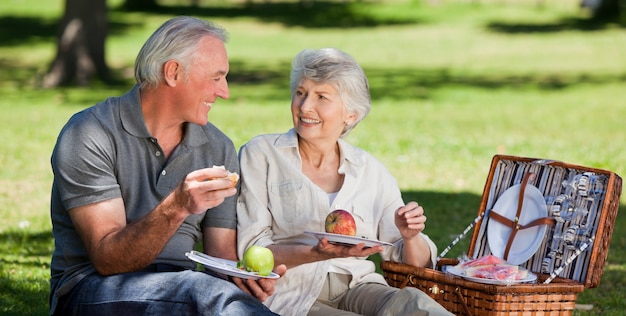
[382, 155, 622, 315]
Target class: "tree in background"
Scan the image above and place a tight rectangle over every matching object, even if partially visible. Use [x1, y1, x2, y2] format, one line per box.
[580, 0, 624, 20]
[43, 0, 110, 87]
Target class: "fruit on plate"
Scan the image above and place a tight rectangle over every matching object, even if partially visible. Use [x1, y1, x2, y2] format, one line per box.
[211, 165, 239, 188]
[325, 209, 356, 236]
[238, 245, 274, 276]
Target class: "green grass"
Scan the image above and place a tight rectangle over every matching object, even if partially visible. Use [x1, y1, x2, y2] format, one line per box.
[1, 0, 625, 314]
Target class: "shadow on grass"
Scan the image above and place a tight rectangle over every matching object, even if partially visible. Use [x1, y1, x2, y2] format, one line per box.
[0, 230, 52, 316]
[0, 271, 49, 316]
[228, 59, 626, 103]
[486, 15, 625, 34]
[0, 0, 420, 47]
[6, 55, 626, 107]
[0, 16, 58, 46]
[0, 230, 54, 266]
[402, 190, 483, 251]
[119, 1, 422, 29]
[0, 0, 622, 49]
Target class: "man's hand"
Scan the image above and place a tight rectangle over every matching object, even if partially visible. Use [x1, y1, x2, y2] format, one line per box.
[173, 167, 238, 215]
[231, 264, 288, 302]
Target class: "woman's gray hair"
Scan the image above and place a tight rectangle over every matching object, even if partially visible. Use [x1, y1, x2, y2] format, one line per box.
[135, 16, 229, 90]
[290, 48, 371, 137]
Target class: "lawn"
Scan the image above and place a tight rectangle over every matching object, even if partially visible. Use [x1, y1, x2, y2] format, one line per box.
[0, 0, 624, 315]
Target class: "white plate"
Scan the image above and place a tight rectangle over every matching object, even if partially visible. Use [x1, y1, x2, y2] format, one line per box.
[304, 231, 393, 248]
[185, 251, 279, 280]
[487, 183, 548, 265]
[446, 266, 537, 285]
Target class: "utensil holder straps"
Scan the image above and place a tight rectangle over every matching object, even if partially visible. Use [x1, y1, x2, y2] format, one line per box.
[487, 173, 556, 261]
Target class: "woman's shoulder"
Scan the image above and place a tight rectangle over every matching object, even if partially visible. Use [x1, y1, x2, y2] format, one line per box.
[241, 130, 295, 151]
[339, 139, 385, 166]
[341, 141, 397, 180]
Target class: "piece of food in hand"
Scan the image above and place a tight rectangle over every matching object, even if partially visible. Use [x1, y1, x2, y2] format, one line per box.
[211, 165, 239, 188]
[237, 245, 274, 276]
[325, 209, 356, 236]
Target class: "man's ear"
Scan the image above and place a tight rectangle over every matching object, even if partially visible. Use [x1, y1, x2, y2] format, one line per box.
[163, 60, 181, 86]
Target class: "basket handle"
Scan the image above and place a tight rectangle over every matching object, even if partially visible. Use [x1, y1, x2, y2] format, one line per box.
[400, 274, 473, 316]
[453, 287, 473, 316]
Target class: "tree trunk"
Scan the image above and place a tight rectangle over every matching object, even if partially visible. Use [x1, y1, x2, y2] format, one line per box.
[594, 0, 622, 19]
[581, 0, 623, 19]
[43, 0, 110, 88]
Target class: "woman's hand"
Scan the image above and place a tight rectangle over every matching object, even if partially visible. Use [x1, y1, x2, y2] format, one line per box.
[395, 201, 427, 239]
[314, 238, 383, 259]
[231, 264, 288, 302]
[395, 201, 433, 267]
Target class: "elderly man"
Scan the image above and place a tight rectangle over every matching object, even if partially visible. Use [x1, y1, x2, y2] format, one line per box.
[49, 16, 285, 316]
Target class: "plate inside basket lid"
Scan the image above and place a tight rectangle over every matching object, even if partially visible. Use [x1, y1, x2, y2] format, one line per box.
[487, 183, 548, 265]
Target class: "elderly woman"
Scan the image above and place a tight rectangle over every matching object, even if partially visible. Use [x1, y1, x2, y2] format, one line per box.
[237, 48, 452, 316]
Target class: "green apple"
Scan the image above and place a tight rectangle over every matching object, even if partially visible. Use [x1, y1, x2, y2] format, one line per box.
[240, 245, 274, 276]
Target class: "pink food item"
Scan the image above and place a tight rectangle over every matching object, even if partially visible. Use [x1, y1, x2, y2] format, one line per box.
[456, 255, 529, 281]
[458, 255, 506, 268]
[465, 264, 528, 281]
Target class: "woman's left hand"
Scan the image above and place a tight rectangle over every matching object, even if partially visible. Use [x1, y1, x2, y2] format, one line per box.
[395, 201, 427, 239]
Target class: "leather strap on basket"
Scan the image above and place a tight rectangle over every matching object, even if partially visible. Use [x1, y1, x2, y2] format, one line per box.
[454, 287, 473, 316]
[400, 276, 473, 316]
[488, 173, 556, 261]
[399, 274, 473, 316]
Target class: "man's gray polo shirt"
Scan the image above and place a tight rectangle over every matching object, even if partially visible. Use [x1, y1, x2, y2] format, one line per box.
[49, 85, 239, 310]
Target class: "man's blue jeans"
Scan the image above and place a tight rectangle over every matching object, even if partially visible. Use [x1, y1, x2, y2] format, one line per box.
[54, 268, 278, 315]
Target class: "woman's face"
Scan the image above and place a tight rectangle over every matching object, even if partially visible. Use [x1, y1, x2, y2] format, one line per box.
[291, 78, 355, 145]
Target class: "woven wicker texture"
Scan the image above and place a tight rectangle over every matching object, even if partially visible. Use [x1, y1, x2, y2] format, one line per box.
[382, 261, 584, 316]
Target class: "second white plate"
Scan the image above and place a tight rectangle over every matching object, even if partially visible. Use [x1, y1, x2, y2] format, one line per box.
[185, 251, 279, 280]
[304, 231, 393, 248]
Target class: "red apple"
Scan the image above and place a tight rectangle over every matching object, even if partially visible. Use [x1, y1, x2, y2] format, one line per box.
[325, 209, 356, 236]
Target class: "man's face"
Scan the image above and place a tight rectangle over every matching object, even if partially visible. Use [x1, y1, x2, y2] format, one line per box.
[176, 36, 230, 126]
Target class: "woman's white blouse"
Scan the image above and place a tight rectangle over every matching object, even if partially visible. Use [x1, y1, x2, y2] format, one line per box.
[237, 129, 437, 315]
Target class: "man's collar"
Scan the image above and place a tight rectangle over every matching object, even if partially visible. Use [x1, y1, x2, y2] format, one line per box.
[120, 85, 209, 147]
